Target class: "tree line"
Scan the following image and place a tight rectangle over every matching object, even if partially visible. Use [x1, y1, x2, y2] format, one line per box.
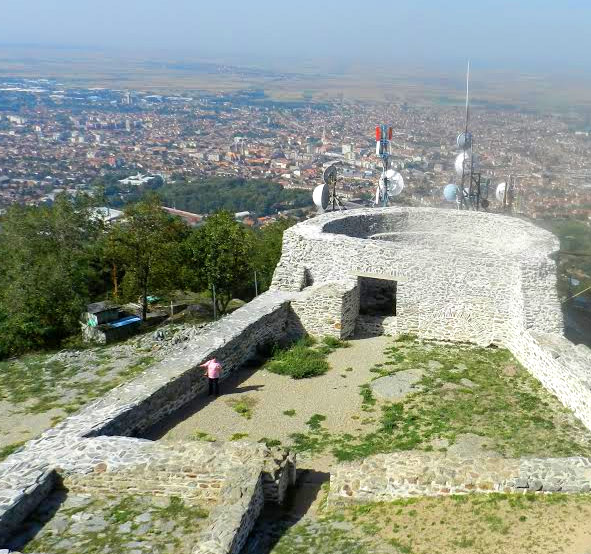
[0, 194, 293, 359]
[100, 175, 311, 216]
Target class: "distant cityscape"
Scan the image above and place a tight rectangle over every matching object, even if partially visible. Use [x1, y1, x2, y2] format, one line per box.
[1, 77, 591, 221]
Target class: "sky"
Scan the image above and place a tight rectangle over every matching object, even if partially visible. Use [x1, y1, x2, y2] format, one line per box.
[1, 0, 590, 72]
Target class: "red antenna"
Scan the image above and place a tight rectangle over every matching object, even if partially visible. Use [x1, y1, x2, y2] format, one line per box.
[375, 126, 381, 141]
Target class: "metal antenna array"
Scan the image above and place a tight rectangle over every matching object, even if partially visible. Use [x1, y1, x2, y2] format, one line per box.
[455, 61, 485, 211]
[374, 125, 404, 206]
[312, 162, 347, 212]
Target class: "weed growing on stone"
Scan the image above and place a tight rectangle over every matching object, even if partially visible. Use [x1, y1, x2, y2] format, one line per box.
[189, 430, 216, 442]
[20, 492, 208, 554]
[0, 351, 157, 420]
[258, 437, 282, 447]
[269, 519, 370, 554]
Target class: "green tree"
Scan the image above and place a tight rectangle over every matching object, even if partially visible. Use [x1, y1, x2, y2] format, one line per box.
[0, 194, 103, 357]
[251, 218, 295, 293]
[105, 196, 188, 321]
[186, 211, 253, 314]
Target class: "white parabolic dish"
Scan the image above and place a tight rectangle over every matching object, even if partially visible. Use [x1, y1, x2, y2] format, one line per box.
[313, 183, 329, 209]
[386, 171, 404, 196]
[495, 182, 507, 202]
[454, 152, 479, 177]
[443, 183, 458, 202]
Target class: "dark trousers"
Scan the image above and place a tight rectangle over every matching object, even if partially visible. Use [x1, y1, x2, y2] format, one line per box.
[208, 377, 220, 396]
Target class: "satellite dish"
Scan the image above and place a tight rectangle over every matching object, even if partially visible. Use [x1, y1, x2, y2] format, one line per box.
[454, 152, 479, 177]
[313, 183, 329, 210]
[386, 171, 404, 197]
[457, 132, 472, 149]
[443, 184, 459, 202]
[495, 182, 507, 202]
[323, 164, 338, 187]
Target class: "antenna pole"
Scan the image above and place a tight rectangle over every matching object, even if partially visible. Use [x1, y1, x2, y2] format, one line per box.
[465, 60, 470, 134]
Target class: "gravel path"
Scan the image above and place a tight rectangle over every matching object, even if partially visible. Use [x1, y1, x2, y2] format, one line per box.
[146, 336, 392, 446]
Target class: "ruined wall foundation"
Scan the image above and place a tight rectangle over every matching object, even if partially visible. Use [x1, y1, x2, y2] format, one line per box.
[1, 207, 591, 552]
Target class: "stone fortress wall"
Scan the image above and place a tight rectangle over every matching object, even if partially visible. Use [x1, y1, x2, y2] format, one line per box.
[272, 207, 563, 345]
[271, 207, 591, 505]
[1, 207, 591, 551]
[0, 292, 300, 554]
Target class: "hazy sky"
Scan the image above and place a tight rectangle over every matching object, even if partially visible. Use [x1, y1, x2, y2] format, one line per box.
[1, 0, 590, 71]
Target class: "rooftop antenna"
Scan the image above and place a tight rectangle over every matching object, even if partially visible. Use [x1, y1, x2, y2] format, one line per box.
[374, 125, 404, 206]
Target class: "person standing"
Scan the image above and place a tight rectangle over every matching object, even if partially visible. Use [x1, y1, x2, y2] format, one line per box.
[200, 357, 222, 396]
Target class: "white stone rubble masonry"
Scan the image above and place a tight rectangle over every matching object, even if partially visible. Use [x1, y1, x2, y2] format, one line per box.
[272, 208, 591, 429]
[0, 291, 299, 550]
[1, 207, 590, 551]
[329, 452, 591, 505]
[289, 278, 359, 339]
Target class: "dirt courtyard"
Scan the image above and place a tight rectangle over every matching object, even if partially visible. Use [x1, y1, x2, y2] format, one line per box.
[144, 336, 390, 448]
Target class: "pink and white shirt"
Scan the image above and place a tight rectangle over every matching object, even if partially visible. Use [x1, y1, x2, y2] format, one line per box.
[202, 359, 222, 379]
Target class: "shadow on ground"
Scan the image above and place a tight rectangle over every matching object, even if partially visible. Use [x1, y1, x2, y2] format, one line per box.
[141, 358, 267, 440]
[241, 469, 330, 554]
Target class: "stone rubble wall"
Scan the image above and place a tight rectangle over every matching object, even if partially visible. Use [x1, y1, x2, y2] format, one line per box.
[79, 291, 300, 439]
[289, 279, 358, 339]
[271, 208, 564, 345]
[0, 208, 588, 551]
[194, 470, 264, 554]
[329, 452, 591, 505]
[507, 330, 591, 431]
[0, 291, 300, 551]
[355, 314, 398, 337]
[64, 454, 266, 554]
[64, 467, 227, 503]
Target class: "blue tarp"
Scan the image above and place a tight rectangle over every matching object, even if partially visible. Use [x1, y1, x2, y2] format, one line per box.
[108, 315, 141, 328]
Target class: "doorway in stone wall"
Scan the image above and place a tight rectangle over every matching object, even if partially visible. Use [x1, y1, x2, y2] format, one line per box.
[356, 276, 397, 336]
[359, 277, 397, 316]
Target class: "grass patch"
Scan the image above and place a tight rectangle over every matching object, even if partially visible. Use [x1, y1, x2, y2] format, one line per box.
[188, 430, 216, 442]
[306, 413, 327, 431]
[283, 409, 296, 416]
[264, 334, 349, 379]
[285, 493, 591, 554]
[287, 337, 591, 461]
[226, 395, 257, 419]
[0, 441, 26, 461]
[229, 432, 249, 441]
[264, 337, 330, 379]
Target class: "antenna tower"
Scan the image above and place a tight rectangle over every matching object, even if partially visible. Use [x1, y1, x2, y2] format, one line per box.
[455, 61, 484, 211]
[374, 125, 404, 206]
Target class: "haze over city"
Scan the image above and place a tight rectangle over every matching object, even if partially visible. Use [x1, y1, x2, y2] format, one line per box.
[1, 3, 591, 554]
[2, 0, 591, 72]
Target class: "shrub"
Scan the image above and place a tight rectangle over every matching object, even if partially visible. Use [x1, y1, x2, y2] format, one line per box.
[264, 337, 329, 379]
